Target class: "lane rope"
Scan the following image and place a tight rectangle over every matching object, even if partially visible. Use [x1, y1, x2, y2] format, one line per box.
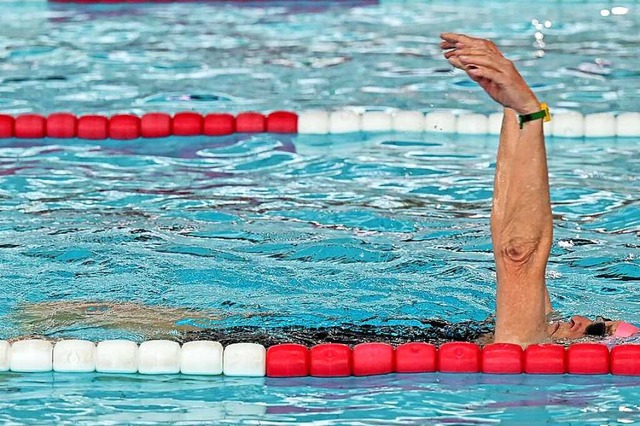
[2, 339, 640, 376]
[1, 110, 639, 139]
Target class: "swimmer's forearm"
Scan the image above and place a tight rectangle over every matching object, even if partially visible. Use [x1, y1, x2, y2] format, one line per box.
[491, 108, 552, 252]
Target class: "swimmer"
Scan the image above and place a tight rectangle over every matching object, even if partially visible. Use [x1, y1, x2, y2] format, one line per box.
[10, 301, 496, 346]
[12, 299, 636, 348]
[440, 32, 638, 346]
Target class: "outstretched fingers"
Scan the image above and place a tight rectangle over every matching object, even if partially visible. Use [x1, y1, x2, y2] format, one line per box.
[440, 33, 471, 52]
[441, 32, 498, 50]
[440, 32, 473, 44]
[446, 52, 501, 75]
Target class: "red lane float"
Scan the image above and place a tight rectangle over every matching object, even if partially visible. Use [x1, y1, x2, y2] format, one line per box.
[395, 342, 437, 373]
[352, 342, 395, 376]
[524, 344, 566, 374]
[272, 341, 633, 376]
[267, 111, 298, 133]
[266, 344, 309, 377]
[47, 113, 77, 138]
[77, 115, 109, 140]
[110, 114, 141, 140]
[567, 343, 610, 375]
[236, 112, 266, 133]
[204, 113, 235, 135]
[611, 345, 640, 375]
[438, 342, 481, 373]
[309, 343, 352, 377]
[16, 114, 47, 139]
[0, 115, 15, 138]
[482, 343, 523, 374]
[173, 112, 203, 136]
[141, 113, 172, 138]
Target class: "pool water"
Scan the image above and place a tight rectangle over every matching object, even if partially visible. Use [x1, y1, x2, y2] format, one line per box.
[1, 133, 638, 338]
[3, 372, 640, 424]
[1, 0, 639, 424]
[2, 0, 639, 114]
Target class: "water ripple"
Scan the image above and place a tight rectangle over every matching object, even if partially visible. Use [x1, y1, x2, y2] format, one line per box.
[1, 133, 636, 337]
[0, 1, 638, 113]
[0, 1, 638, 423]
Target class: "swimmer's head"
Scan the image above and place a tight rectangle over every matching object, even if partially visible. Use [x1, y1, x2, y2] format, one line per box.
[547, 315, 639, 341]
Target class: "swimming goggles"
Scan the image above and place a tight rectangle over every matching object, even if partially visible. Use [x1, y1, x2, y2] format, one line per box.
[584, 316, 611, 337]
[585, 316, 640, 338]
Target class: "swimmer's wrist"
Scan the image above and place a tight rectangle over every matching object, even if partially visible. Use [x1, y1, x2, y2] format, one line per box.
[518, 102, 551, 129]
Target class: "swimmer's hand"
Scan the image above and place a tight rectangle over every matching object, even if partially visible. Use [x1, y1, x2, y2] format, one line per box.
[440, 33, 540, 115]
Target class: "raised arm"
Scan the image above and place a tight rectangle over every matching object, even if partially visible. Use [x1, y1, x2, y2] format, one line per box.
[441, 33, 553, 346]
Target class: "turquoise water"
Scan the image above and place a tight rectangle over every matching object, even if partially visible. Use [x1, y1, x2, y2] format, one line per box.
[1, 0, 640, 424]
[2, 0, 639, 115]
[1, 133, 639, 339]
[2, 373, 640, 424]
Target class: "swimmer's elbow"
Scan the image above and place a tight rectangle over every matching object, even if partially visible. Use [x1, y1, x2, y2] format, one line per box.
[498, 238, 541, 266]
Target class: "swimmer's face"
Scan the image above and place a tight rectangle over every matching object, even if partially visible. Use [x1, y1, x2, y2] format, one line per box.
[547, 315, 620, 340]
